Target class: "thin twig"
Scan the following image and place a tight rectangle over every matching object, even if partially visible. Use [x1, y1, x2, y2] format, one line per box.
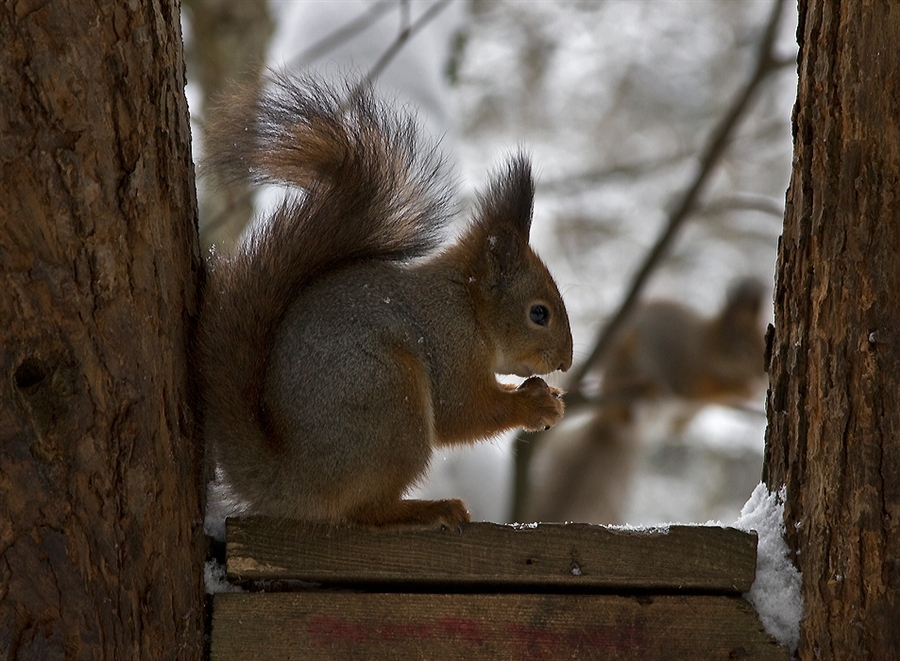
[537, 149, 692, 196]
[288, 1, 395, 69]
[509, 0, 788, 522]
[353, 0, 454, 95]
[699, 192, 785, 219]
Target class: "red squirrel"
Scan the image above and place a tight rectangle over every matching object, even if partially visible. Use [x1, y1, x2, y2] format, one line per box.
[197, 74, 573, 528]
[526, 279, 766, 524]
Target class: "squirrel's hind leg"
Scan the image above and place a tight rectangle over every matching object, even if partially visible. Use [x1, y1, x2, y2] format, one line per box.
[338, 344, 470, 529]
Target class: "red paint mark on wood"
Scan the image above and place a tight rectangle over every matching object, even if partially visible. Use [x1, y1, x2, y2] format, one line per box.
[307, 615, 369, 644]
[306, 614, 643, 653]
[377, 617, 486, 645]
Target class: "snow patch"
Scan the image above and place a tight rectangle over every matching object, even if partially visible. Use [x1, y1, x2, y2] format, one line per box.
[507, 521, 539, 530]
[733, 483, 803, 653]
[204, 466, 252, 543]
[204, 559, 243, 595]
[605, 523, 671, 534]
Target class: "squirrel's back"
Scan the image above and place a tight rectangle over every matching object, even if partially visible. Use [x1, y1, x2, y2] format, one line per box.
[602, 278, 766, 407]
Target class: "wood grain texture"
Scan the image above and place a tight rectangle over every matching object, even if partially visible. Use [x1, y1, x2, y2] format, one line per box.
[211, 592, 788, 661]
[226, 519, 757, 593]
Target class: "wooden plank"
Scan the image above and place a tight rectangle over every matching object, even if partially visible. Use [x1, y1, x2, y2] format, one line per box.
[211, 592, 789, 661]
[225, 519, 757, 593]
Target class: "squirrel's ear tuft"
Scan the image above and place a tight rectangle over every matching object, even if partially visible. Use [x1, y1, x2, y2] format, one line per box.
[475, 153, 535, 243]
[721, 277, 765, 330]
[725, 277, 765, 315]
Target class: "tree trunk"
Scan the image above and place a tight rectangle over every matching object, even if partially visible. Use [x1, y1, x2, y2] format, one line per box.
[763, 2, 900, 658]
[0, 1, 205, 659]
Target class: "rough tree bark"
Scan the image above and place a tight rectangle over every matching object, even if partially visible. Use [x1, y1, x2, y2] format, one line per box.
[0, 1, 205, 659]
[763, 2, 900, 659]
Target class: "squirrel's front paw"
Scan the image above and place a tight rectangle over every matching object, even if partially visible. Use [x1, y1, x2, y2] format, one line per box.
[516, 376, 565, 431]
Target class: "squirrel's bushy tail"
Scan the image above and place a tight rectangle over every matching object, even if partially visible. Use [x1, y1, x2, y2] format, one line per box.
[197, 73, 455, 455]
[204, 73, 455, 258]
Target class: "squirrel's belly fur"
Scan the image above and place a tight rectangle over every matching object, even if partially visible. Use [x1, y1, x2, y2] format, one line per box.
[198, 73, 573, 527]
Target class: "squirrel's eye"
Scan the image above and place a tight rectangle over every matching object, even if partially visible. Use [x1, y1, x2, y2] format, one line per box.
[530, 304, 549, 326]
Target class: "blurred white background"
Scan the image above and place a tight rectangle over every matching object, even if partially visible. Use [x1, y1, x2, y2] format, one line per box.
[186, 0, 798, 526]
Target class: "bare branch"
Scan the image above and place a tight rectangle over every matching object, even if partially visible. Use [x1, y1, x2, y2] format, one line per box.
[353, 0, 454, 95]
[288, 1, 396, 69]
[537, 149, 692, 196]
[699, 192, 785, 219]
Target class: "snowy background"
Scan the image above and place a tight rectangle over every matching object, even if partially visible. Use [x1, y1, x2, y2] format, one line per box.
[188, 0, 799, 527]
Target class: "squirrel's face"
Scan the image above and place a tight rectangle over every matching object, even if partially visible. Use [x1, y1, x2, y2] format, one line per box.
[488, 249, 573, 378]
[464, 153, 573, 377]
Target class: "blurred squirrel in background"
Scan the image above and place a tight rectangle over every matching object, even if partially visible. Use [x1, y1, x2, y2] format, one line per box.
[197, 73, 573, 529]
[525, 278, 766, 524]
